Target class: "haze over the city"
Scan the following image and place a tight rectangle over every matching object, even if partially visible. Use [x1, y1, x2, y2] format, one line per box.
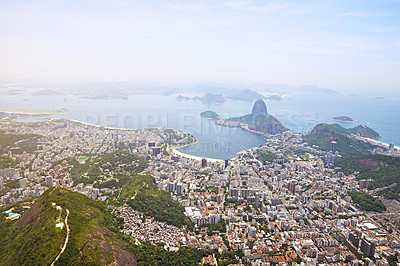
[1, 0, 399, 92]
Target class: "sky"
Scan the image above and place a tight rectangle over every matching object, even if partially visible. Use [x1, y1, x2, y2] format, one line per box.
[0, 0, 399, 92]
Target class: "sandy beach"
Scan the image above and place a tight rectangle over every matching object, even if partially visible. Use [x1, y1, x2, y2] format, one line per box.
[172, 148, 223, 163]
[1, 109, 71, 115]
[367, 138, 400, 150]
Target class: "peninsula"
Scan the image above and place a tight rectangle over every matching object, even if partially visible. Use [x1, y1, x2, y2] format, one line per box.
[201, 99, 287, 135]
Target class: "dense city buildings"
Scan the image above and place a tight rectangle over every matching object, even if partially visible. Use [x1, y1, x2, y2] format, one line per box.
[1, 118, 400, 265]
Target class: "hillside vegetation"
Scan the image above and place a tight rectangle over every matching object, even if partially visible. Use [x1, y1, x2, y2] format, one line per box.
[0, 129, 41, 154]
[227, 113, 287, 134]
[0, 188, 136, 265]
[54, 151, 147, 186]
[348, 191, 386, 213]
[335, 155, 400, 200]
[256, 150, 276, 164]
[200, 110, 220, 120]
[303, 123, 378, 156]
[118, 174, 193, 230]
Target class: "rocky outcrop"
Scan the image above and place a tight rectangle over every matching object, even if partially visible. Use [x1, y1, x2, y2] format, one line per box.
[251, 99, 268, 114]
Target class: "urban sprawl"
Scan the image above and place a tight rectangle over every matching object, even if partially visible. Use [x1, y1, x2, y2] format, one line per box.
[1, 118, 400, 265]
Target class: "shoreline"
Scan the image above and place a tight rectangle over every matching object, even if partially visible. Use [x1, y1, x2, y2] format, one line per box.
[367, 137, 400, 150]
[1, 109, 71, 115]
[66, 118, 226, 161]
[170, 141, 224, 163]
[172, 148, 224, 163]
[67, 119, 138, 132]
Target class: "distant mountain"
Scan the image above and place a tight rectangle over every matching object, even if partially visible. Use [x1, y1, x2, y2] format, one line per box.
[175, 93, 225, 104]
[193, 93, 225, 103]
[177, 89, 265, 103]
[251, 99, 268, 114]
[226, 89, 265, 101]
[348, 124, 381, 139]
[175, 95, 191, 101]
[205, 99, 287, 134]
[0, 188, 136, 265]
[266, 95, 283, 101]
[303, 123, 380, 156]
[200, 110, 220, 120]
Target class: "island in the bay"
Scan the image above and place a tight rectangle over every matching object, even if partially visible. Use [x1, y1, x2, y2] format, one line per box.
[201, 99, 287, 135]
[332, 116, 358, 123]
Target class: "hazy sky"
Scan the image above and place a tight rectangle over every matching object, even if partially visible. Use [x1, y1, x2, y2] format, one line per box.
[1, 0, 399, 91]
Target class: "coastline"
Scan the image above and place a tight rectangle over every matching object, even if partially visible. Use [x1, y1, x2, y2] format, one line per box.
[172, 148, 223, 163]
[16, 116, 253, 162]
[67, 119, 139, 132]
[66, 118, 225, 161]
[169, 140, 223, 163]
[1, 109, 71, 115]
[367, 138, 400, 150]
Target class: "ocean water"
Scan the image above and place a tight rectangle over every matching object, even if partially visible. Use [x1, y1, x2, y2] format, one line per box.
[0, 92, 399, 159]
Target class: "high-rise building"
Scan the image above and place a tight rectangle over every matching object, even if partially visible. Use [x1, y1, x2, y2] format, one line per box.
[224, 159, 229, 168]
[255, 193, 260, 208]
[46, 176, 53, 187]
[176, 183, 183, 195]
[349, 232, 360, 247]
[168, 182, 175, 193]
[326, 151, 337, 165]
[152, 147, 161, 155]
[0, 177, 3, 189]
[360, 179, 374, 189]
[288, 182, 296, 193]
[389, 143, 395, 150]
[201, 158, 207, 168]
[93, 188, 100, 195]
[331, 141, 337, 154]
[248, 226, 257, 238]
[360, 238, 376, 258]
[19, 177, 27, 189]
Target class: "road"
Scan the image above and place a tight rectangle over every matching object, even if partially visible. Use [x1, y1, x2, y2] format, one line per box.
[51, 208, 70, 266]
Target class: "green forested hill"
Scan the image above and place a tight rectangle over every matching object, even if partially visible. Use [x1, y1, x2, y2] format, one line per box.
[348, 191, 386, 212]
[303, 123, 378, 156]
[200, 110, 220, 119]
[335, 154, 400, 200]
[118, 174, 193, 230]
[227, 113, 287, 134]
[0, 188, 136, 265]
